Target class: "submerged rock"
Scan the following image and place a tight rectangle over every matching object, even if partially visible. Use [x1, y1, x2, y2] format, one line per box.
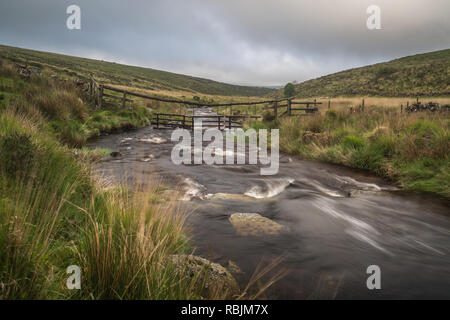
[227, 260, 244, 275]
[229, 213, 289, 237]
[279, 156, 293, 163]
[139, 137, 167, 144]
[159, 189, 185, 201]
[207, 193, 255, 202]
[170, 255, 239, 298]
[139, 154, 154, 162]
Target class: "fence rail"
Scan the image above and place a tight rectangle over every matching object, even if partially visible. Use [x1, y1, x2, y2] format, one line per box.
[152, 113, 261, 130]
[89, 76, 320, 117]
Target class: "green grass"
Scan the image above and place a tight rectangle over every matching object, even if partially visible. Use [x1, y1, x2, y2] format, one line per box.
[0, 59, 153, 147]
[252, 109, 450, 198]
[276, 49, 450, 98]
[0, 59, 245, 300]
[0, 44, 274, 97]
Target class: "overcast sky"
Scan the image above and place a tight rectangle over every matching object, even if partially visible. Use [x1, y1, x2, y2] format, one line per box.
[0, 0, 449, 86]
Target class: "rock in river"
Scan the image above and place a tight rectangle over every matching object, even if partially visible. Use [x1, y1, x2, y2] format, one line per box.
[207, 193, 254, 202]
[229, 213, 289, 237]
[170, 255, 239, 298]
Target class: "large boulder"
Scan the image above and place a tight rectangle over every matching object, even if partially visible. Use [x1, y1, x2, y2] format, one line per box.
[170, 255, 239, 298]
[229, 213, 289, 237]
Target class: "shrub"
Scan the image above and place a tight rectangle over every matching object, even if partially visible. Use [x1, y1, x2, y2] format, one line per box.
[262, 111, 276, 122]
[342, 135, 365, 150]
[376, 67, 397, 79]
[284, 83, 296, 98]
[408, 121, 438, 136]
[57, 121, 87, 147]
[0, 131, 35, 178]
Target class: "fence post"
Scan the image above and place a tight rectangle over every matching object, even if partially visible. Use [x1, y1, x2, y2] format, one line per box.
[89, 75, 93, 96]
[191, 116, 194, 131]
[228, 116, 232, 129]
[98, 85, 104, 108]
[218, 116, 222, 130]
[362, 99, 365, 112]
[287, 99, 292, 116]
[156, 113, 159, 129]
[401, 104, 403, 114]
[122, 91, 127, 108]
[328, 100, 331, 109]
[182, 115, 186, 128]
[274, 101, 278, 119]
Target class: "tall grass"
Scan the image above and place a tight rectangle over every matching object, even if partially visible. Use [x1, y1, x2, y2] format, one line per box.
[0, 109, 239, 300]
[74, 186, 200, 300]
[0, 108, 90, 298]
[0, 59, 284, 300]
[0, 107, 281, 300]
[254, 108, 449, 198]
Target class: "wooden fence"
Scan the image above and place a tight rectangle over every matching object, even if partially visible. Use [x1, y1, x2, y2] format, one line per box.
[88, 75, 320, 121]
[152, 113, 261, 130]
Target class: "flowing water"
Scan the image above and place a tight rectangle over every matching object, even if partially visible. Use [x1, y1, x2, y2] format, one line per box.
[88, 108, 450, 299]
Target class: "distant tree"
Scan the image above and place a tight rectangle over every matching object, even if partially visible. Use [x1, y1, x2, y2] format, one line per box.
[284, 83, 296, 98]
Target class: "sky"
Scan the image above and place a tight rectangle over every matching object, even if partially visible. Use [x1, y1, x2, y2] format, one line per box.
[0, 0, 449, 87]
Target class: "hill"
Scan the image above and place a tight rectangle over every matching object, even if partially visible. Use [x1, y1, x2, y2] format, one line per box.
[0, 44, 274, 97]
[287, 49, 450, 98]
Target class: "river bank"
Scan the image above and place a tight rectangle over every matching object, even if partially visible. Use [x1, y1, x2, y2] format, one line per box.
[0, 62, 242, 299]
[250, 107, 449, 199]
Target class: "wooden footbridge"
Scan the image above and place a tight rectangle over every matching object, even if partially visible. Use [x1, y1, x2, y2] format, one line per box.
[88, 76, 321, 130]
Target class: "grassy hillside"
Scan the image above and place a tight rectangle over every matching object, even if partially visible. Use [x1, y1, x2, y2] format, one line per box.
[0, 44, 274, 97]
[286, 49, 450, 98]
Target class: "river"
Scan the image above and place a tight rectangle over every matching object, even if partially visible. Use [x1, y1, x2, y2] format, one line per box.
[88, 108, 450, 299]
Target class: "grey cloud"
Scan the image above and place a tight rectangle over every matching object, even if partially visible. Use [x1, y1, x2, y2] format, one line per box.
[0, 0, 449, 86]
